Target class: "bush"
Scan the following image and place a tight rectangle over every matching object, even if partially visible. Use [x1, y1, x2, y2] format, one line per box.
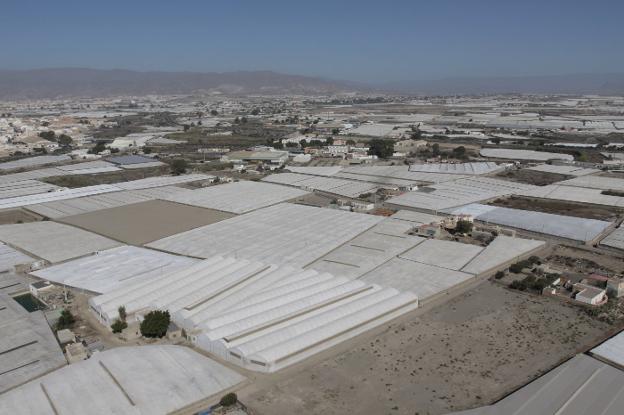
[111, 319, 128, 333]
[219, 392, 237, 407]
[56, 309, 76, 330]
[495, 271, 505, 280]
[170, 159, 188, 175]
[455, 220, 473, 234]
[140, 310, 170, 338]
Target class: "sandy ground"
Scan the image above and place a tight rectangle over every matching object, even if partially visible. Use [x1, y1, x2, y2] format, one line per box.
[489, 196, 621, 221]
[239, 281, 614, 415]
[59, 199, 235, 245]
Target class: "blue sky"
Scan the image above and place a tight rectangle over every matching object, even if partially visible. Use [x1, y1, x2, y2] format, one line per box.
[2, 0, 623, 82]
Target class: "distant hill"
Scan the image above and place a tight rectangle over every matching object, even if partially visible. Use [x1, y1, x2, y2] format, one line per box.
[1, 68, 623, 99]
[382, 73, 624, 96]
[0, 68, 362, 99]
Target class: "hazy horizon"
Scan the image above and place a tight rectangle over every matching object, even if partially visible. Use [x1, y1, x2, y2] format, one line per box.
[2, 0, 623, 84]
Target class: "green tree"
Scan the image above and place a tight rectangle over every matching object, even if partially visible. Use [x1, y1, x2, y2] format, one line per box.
[455, 220, 473, 234]
[432, 143, 440, 156]
[219, 392, 238, 407]
[88, 142, 107, 154]
[326, 136, 334, 145]
[170, 159, 188, 175]
[183, 124, 190, 132]
[140, 310, 171, 338]
[250, 108, 260, 115]
[57, 134, 73, 146]
[56, 309, 76, 330]
[111, 319, 127, 333]
[367, 139, 395, 158]
[210, 109, 218, 116]
[452, 146, 467, 159]
[118, 306, 127, 322]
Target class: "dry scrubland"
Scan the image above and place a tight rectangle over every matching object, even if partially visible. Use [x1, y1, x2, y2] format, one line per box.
[241, 282, 612, 415]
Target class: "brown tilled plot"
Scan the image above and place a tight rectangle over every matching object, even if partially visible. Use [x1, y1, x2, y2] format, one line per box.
[58, 199, 235, 245]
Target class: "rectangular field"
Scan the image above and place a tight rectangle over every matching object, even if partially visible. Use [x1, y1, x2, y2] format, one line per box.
[59, 199, 235, 245]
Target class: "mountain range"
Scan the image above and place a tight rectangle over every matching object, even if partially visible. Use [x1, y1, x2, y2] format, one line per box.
[0, 68, 623, 99]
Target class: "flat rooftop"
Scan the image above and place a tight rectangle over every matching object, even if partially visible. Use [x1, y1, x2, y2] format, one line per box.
[0, 221, 121, 263]
[146, 203, 383, 267]
[163, 181, 309, 214]
[0, 345, 245, 414]
[0, 293, 66, 394]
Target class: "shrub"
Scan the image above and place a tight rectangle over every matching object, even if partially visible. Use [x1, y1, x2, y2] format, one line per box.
[495, 271, 505, 280]
[140, 310, 170, 338]
[455, 220, 473, 234]
[111, 319, 128, 333]
[219, 392, 237, 407]
[56, 309, 76, 330]
[170, 159, 188, 175]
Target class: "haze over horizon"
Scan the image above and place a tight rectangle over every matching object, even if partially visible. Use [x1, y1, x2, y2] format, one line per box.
[3, 0, 623, 84]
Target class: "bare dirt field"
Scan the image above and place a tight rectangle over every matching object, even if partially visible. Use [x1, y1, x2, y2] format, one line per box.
[495, 169, 568, 186]
[545, 244, 624, 275]
[42, 165, 171, 188]
[58, 199, 235, 245]
[0, 208, 42, 225]
[489, 195, 621, 221]
[239, 282, 614, 415]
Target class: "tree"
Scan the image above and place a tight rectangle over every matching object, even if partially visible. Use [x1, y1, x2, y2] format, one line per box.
[210, 109, 218, 116]
[118, 306, 127, 322]
[57, 134, 73, 146]
[111, 319, 127, 333]
[170, 159, 188, 175]
[495, 271, 505, 279]
[346, 139, 356, 145]
[431, 143, 440, 156]
[326, 136, 334, 145]
[367, 139, 395, 158]
[452, 146, 467, 159]
[455, 220, 473, 234]
[38, 131, 56, 141]
[183, 124, 190, 132]
[56, 309, 76, 330]
[219, 392, 237, 407]
[250, 108, 260, 115]
[140, 310, 170, 338]
[88, 142, 107, 154]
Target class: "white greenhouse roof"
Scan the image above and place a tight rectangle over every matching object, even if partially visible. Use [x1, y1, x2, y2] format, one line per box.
[558, 175, 624, 192]
[409, 162, 502, 175]
[0, 242, 35, 272]
[0, 180, 60, 200]
[113, 173, 213, 190]
[0, 345, 245, 415]
[446, 203, 613, 242]
[26, 186, 192, 219]
[480, 148, 574, 161]
[0, 184, 120, 210]
[517, 184, 624, 208]
[89, 255, 418, 373]
[0, 293, 66, 394]
[601, 227, 624, 251]
[56, 160, 121, 174]
[341, 165, 467, 184]
[263, 173, 379, 198]
[287, 166, 342, 176]
[450, 354, 624, 415]
[31, 246, 199, 294]
[0, 155, 72, 171]
[146, 203, 383, 267]
[386, 177, 535, 212]
[592, 331, 624, 367]
[399, 239, 484, 271]
[525, 164, 600, 177]
[308, 219, 425, 278]
[163, 181, 309, 214]
[0, 222, 122, 263]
